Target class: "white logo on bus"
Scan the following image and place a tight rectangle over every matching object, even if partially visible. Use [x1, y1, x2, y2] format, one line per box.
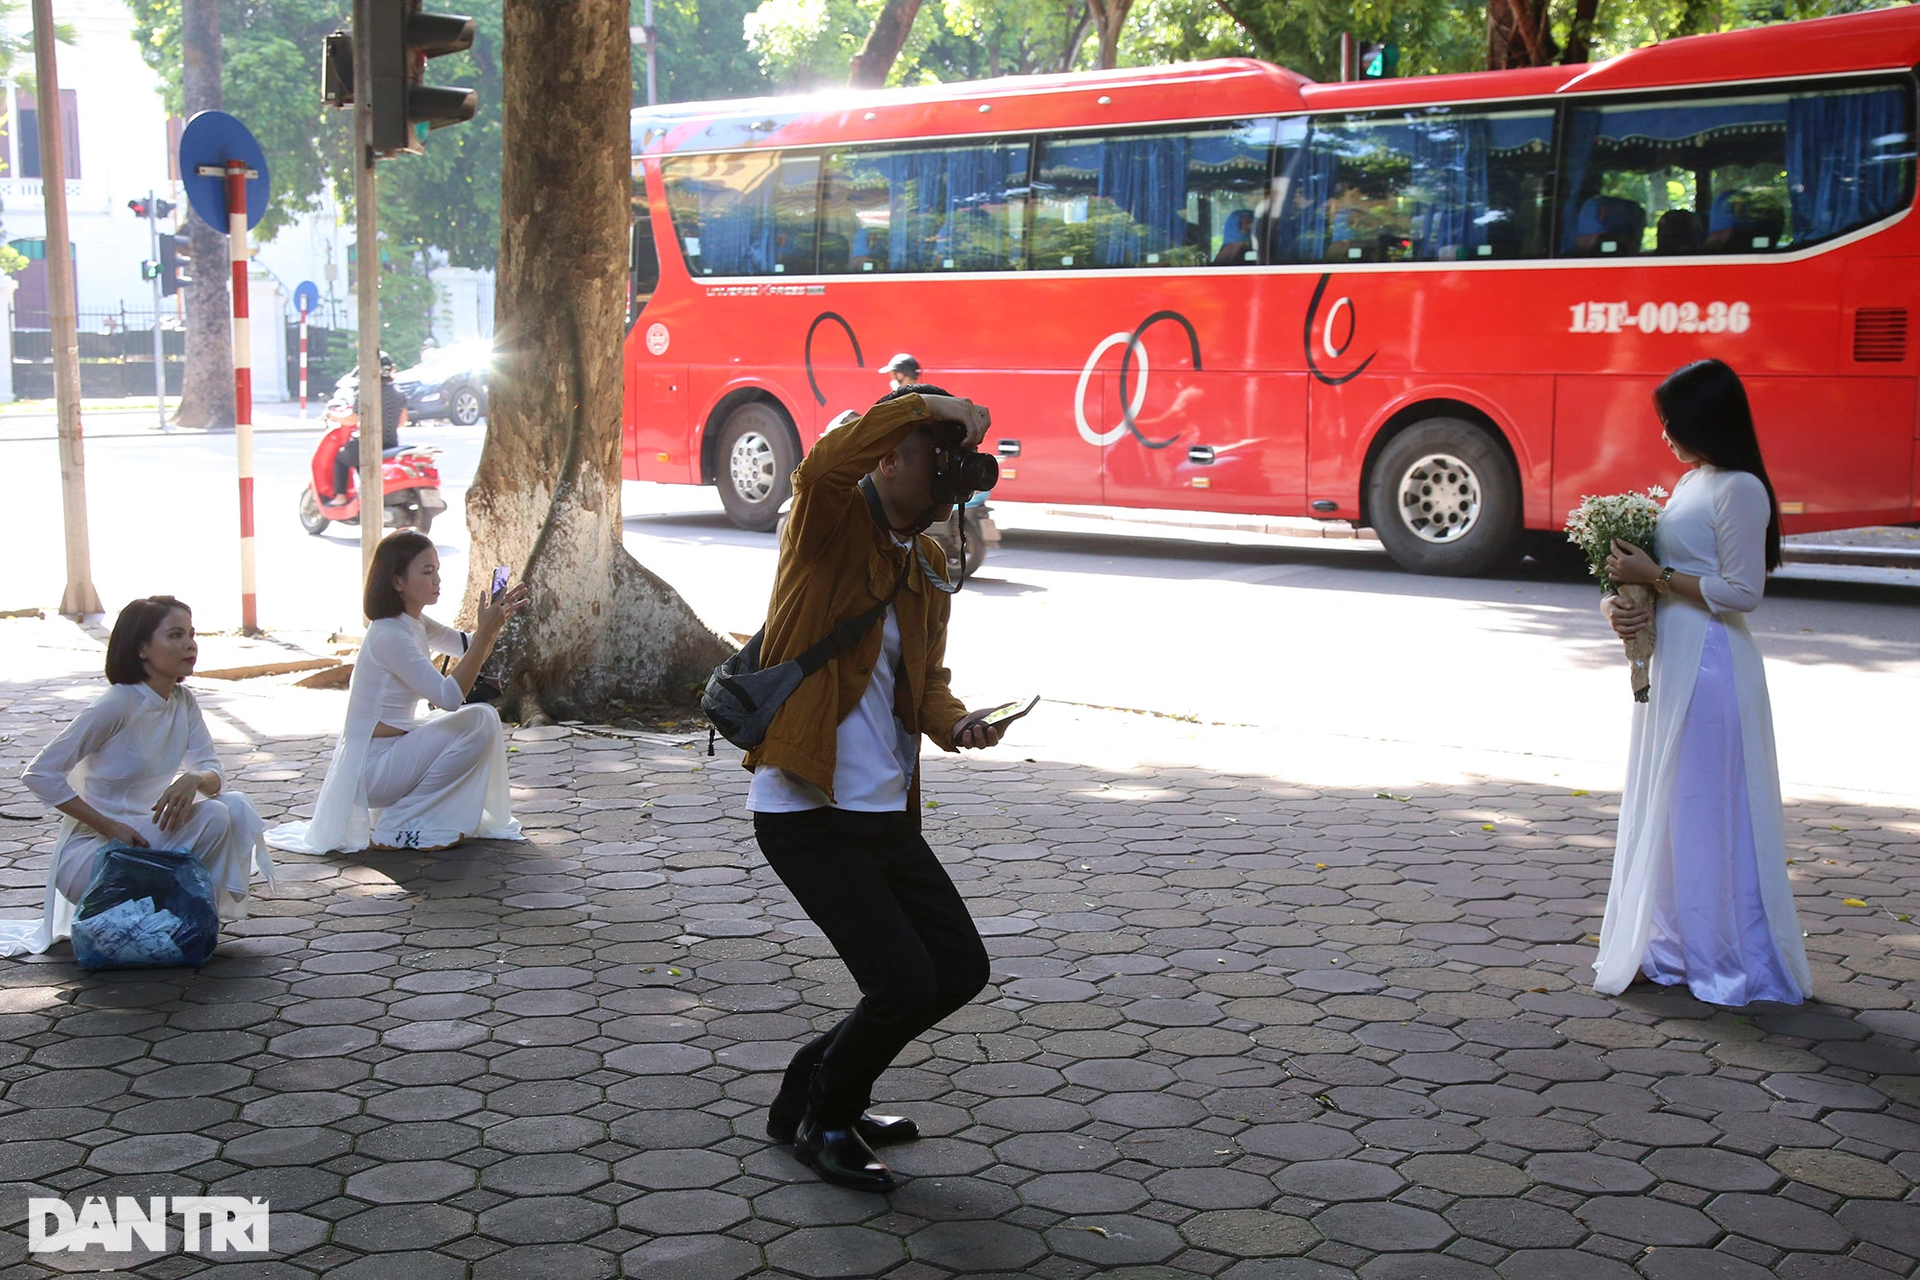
[645, 322, 671, 356]
[1322, 296, 1355, 360]
[1075, 332, 1150, 447]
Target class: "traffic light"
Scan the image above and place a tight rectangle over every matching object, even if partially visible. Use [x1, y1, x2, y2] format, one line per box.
[367, 2, 477, 157]
[1359, 42, 1399, 78]
[141, 260, 161, 281]
[159, 233, 192, 297]
[127, 197, 177, 220]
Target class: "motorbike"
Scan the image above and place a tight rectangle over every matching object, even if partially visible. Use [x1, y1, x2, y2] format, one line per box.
[926, 493, 998, 584]
[298, 396, 448, 536]
[773, 491, 998, 585]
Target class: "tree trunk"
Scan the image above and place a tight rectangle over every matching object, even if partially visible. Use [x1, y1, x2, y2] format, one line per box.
[1084, 0, 1132, 71]
[464, 0, 727, 722]
[848, 0, 922, 89]
[1561, 0, 1601, 63]
[1487, 0, 1556, 69]
[172, 0, 233, 431]
[1056, 3, 1094, 72]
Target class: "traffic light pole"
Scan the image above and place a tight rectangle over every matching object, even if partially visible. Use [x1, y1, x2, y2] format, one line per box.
[353, 0, 384, 585]
[145, 193, 169, 433]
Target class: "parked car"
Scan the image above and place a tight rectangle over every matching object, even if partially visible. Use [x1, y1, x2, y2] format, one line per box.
[331, 340, 492, 426]
[394, 340, 491, 425]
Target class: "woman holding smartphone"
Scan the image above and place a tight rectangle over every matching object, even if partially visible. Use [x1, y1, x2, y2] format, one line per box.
[268, 531, 530, 855]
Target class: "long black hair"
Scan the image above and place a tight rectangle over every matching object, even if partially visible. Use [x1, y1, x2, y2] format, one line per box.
[1654, 359, 1781, 571]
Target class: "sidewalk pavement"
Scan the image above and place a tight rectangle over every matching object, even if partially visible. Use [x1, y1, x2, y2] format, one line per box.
[1, 613, 1916, 1279]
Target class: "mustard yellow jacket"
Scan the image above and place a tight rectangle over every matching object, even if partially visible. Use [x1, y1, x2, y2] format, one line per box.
[742, 394, 968, 805]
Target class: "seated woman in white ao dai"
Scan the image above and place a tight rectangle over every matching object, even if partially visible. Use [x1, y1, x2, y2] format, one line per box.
[268, 531, 530, 856]
[3, 597, 273, 957]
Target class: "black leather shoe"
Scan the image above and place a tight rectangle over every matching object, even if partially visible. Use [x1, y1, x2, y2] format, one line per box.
[768, 1099, 920, 1148]
[793, 1113, 897, 1192]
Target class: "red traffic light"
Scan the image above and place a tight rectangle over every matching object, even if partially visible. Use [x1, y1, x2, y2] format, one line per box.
[127, 198, 178, 220]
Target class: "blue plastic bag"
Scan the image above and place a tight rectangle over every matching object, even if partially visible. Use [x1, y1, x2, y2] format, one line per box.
[70, 847, 220, 970]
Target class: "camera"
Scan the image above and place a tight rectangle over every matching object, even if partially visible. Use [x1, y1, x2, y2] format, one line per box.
[928, 425, 999, 506]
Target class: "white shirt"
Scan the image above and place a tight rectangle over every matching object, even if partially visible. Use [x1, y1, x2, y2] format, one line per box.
[749, 604, 914, 813]
[23, 682, 222, 819]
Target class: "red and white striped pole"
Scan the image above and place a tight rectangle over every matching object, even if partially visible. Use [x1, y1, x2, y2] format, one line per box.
[298, 302, 309, 416]
[224, 158, 257, 633]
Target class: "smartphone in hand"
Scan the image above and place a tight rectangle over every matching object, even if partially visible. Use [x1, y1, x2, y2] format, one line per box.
[491, 566, 510, 602]
[955, 696, 1040, 740]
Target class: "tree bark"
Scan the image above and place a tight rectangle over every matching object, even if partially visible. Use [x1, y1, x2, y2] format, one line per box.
[1487, 0, 1556, 69]
[173, 0, 233, 431]
[464, 0, 727, 722]
[848, 0, 922, 89]
[1084, 0, 1133, 71]
[1561, 0, 1601, 63]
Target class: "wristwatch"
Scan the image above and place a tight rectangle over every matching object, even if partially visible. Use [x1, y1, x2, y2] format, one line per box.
[1655, 565, 1676, 595]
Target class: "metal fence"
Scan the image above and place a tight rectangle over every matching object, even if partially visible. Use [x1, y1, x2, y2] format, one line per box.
[10, 310, 349, 401]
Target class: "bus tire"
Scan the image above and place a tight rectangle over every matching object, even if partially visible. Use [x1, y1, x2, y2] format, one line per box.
[1367, 417, 1522, 577]
[715, 401, 796, 532]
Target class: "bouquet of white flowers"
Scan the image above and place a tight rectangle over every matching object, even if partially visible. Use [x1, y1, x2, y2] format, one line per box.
[1565, 486, 1666, 702]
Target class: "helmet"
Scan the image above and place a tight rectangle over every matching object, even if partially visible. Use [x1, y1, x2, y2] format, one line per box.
[378, 351, 396, 377]
[878, 352, 920, 377]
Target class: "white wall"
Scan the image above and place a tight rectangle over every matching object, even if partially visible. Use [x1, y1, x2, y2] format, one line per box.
[0, 0, 354, 398]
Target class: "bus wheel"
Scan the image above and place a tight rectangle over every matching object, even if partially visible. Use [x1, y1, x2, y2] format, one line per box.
[716, 402, 795, 532]
[1368, 418, 1522, 576]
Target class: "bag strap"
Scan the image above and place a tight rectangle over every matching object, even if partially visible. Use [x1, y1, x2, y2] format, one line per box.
[790, 552, 912, 676]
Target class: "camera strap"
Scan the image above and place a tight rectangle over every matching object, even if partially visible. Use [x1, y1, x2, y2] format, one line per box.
[860, 476, 961, 595]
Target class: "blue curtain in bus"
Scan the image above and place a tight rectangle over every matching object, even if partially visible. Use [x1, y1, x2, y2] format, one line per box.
[1408, 117, 1491, 260]
[1093, 135, 1190, 266]
[689, 177, 776, 275]
[882, 146, 1018, 271]
[1276, 129, 1341, 262]
[1557, 109, 1603, 255]
[1786, 88, 1912, 243]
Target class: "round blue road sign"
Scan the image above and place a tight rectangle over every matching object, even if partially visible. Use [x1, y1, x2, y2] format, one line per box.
[293, 280, 321, 315]
[178, 111, 271, 232]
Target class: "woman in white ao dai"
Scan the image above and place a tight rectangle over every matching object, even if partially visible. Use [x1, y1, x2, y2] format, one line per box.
[1594, 359, 1810, 1007]
[268, 531, 530, 856]
[3, 597, 272, 957]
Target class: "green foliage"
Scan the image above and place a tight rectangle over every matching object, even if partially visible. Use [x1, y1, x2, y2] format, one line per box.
[0, 241, 29, 275]
[638, 0, 771, 103]
[377, 256, 439, 368]
[744, 0, 877, 87]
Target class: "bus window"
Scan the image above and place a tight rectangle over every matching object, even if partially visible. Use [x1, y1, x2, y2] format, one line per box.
[661, 151, 823, 276]
[1275, 107, 1552, 264]
[820, 141, 1029, 273]
[1029, 122, 1275, 270]
[1559, 83, 1912, 257]
[629, 159, 660, 330]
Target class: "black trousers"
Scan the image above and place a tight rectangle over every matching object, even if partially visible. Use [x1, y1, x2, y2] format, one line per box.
[755, 807, 989, 1124]
[333, 437, 361, 499]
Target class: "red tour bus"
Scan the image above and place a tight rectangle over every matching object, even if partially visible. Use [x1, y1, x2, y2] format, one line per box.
[623, 7, 1919, 575]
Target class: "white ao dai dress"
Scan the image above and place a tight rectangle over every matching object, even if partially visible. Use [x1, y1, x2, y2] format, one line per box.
[1593, 465, 1811, 1005]
[2, 682, 272, 957]
[266, 614, 521, 854]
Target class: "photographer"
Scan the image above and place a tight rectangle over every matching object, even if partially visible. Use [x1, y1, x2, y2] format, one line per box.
[747, 385, 1005, 1193]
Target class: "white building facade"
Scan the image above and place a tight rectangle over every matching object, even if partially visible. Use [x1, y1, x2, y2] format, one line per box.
[1, 0, 491, 400]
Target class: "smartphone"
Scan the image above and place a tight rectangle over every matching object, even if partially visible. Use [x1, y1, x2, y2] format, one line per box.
[980, 696, 1040, 728]
[490, 566, 510, 602]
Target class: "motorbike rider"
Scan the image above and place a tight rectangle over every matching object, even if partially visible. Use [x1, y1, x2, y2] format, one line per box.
[327, 353, 408, 507]
[877, 353, 921, 392]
